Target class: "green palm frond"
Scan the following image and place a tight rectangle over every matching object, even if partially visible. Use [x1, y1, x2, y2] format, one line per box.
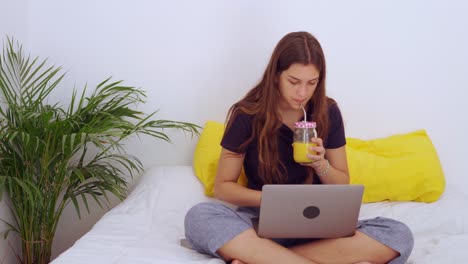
[0, 37, 200, 264]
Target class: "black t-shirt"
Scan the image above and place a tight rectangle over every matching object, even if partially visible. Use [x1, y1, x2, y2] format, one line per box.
[221, 103, 346, 190]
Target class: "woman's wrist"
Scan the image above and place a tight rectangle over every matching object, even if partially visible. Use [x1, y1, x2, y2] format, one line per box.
[316, 159, 330, 177]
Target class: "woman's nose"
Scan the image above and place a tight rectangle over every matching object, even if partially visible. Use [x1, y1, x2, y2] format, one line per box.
[297, 84, 307, 97]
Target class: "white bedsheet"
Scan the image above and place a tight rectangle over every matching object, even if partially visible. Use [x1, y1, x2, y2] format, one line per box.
[52, 166, 468, 264]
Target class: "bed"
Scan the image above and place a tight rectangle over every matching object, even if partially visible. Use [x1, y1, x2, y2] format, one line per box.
[51, 165, 468, 264]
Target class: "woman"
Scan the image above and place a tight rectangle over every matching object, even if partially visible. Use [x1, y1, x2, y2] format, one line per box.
[184, 31, 413, 264]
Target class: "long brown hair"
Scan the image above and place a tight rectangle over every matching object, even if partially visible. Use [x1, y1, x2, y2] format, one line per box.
[225, 31, 334, 184]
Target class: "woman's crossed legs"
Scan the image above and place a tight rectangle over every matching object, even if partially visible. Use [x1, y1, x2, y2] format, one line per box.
[218, 228, 398, 264]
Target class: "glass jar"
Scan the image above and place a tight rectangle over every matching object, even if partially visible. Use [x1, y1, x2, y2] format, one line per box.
[293, 121, 317, 163]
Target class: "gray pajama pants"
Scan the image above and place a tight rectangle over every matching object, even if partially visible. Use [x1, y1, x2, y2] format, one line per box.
[184, 202, 414, 264]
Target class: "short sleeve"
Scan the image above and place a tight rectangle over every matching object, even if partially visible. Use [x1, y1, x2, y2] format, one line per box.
[221, 113, 253, 153]
[324, 103, 346, 149]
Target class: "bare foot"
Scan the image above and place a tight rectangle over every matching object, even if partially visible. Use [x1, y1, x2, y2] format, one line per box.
[231, 260, 246, 264]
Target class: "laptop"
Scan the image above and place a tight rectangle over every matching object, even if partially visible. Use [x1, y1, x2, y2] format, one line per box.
[256, 184, 364, 239]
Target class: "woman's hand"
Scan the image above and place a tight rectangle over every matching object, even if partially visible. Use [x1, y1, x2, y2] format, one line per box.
[300, 138, 350, 184]
[301, 137, 329, 174]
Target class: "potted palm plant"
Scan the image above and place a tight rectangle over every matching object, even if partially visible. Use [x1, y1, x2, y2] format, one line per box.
[0, 38, 200, 264]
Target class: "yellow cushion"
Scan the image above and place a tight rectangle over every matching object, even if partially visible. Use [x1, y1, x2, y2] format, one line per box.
[347, 130, 445, 203]
[192, 121, 248, 196]
[193, 121, 445, 202]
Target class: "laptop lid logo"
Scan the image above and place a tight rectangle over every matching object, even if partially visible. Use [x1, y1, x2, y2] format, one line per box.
[303, 206, 320, 219]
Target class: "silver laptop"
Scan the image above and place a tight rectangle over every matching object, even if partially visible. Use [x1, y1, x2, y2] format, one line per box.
[257, 184, 364, 239]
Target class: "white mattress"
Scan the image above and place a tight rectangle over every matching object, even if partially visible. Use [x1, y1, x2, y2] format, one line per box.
[52, 166, 468, 264]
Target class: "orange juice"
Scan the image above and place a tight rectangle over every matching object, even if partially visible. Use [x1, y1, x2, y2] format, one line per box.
[293, 142, 316, 163]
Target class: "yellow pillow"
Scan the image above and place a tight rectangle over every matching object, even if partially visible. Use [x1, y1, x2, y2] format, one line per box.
[347, 130, 445, 203]
[193, 121, 445, 202]
[193, 121, 248, 196]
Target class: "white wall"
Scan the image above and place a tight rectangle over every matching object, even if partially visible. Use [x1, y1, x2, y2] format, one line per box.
[0, 0, 28, 262]
[1, 0, 467, 261]
[0, 0, 28, 44]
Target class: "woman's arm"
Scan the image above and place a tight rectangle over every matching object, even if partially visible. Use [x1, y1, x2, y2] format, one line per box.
[307, 138, 350, 184]
[213, 148, 262, 207]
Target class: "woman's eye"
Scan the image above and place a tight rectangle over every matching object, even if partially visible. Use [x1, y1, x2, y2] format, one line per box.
[289, 80, 299, 85]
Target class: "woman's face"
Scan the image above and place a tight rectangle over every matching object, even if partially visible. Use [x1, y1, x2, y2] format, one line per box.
[277, 63, 320, 112]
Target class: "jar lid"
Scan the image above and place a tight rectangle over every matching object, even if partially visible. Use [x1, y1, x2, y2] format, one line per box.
[294, 121, 316, 128]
